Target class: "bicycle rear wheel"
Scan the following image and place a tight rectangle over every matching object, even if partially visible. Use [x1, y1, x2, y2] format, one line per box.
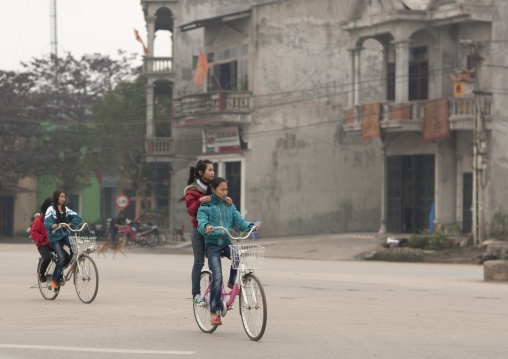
[38, 257, 59, 300]
[74, 254, 99, 304]
[193, 271, 218, 333]
[239, 273, 267, 341]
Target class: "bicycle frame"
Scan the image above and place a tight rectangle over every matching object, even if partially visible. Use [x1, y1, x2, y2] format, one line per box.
[202, 226, 260, 312]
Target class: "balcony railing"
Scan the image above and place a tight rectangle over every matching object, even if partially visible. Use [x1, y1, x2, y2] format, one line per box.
[172, 91, 252, 119]
[145, 137, 173, 156]
[143, 57, 173, 73]
[343, 97, 492, 132]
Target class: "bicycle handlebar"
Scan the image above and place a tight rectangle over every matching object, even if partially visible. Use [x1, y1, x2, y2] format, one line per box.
[52, 223, 90, 234]
[211, 225, 259, 240]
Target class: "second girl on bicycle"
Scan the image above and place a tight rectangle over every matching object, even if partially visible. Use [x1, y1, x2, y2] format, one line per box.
[44, 190, 82, 292]
[197, 177, 259, 325]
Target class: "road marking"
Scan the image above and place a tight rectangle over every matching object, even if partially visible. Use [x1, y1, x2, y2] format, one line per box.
[0, 344, 196, 355]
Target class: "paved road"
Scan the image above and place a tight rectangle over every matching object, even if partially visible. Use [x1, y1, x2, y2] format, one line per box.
[1, 242, 507, 358]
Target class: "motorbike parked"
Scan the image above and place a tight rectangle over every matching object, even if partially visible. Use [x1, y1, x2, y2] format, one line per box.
[116, 219, 159, 247]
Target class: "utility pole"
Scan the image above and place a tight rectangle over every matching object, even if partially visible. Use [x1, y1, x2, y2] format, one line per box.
[460, 40, 487, 245]
[50, 0, 58, 59]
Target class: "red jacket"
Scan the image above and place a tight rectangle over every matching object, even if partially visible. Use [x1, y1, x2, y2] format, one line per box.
[31, 215, 50, 248]
[185, 188, 206, 228]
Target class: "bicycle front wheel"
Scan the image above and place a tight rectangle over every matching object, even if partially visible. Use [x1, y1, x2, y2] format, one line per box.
[74, 254, 99, 304]
[193, 271, 218, 334]
[239, 273, 267, 341]
[38, 258, 59, 300]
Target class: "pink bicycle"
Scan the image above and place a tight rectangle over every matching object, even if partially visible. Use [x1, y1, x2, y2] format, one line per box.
[193, 226, 267, 341]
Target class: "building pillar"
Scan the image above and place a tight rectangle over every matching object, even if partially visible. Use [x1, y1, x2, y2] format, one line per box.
[354, 47, 362, 105]
[146, 16, 156, 56]
[394, 40, 411, 103]
[348, 48, 356, 107]
[146, 82, 155, 138]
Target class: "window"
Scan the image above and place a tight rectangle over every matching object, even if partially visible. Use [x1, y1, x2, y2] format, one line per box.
[408, 46, 428, 101]
[387, 62, 395, 101]
[207, 44, 248, 92]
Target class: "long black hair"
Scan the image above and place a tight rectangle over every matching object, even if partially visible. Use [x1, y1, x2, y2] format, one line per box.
[180, 159, 214, 201]
[52, 190, 66, 224]
[40, 197, 52, 217]
[186, 159, 213, 186]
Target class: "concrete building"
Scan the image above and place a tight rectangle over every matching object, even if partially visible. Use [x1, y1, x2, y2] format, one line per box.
[140, 0, 507, 239]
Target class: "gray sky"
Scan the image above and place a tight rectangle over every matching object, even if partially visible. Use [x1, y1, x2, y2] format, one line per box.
[0, 0, 172, 72]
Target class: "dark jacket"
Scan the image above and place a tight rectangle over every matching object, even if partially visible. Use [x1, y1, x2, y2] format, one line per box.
[31, 214, 50, 248]
[197, 193, 253, 246]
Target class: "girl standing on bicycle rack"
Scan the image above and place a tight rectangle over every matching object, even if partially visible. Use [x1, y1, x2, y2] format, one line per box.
[182, 159, 233, 307]
[44, 190, 82, 293]
[31, 198, 70, 285]
[197, 177, 260, 325]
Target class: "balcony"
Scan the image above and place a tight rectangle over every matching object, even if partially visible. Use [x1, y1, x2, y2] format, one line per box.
[145, 137, 174, 161]
[342, 97, 492, 134]
[172, 91, 252, 128]
[143, 57, 174, 79]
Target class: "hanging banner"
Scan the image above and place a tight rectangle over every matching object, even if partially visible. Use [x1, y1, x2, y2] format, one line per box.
[423, 98, 449, 142]
[205, 126, 241, 153]
[361, 102, 381, 141]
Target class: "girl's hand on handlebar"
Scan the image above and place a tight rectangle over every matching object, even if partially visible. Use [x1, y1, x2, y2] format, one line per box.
[205, 225, 214, 235]
[253, 224, 261, 231]
[200, 196, 211, 203]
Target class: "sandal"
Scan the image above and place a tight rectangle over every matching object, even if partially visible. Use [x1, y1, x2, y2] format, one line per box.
[210, 317, 222, 325]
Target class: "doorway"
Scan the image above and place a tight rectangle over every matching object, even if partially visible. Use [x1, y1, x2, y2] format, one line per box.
[0, 196, 14, 236]
[387, 154, 435, 233]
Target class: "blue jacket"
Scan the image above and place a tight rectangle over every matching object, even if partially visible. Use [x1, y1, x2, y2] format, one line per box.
[44, 204, 82, 243]
[197, 193, 253, 246]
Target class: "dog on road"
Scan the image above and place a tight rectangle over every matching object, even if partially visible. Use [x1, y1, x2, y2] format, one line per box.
[97, 237, 127, 259]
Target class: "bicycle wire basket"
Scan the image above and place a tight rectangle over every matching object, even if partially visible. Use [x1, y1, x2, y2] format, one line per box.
[69, 233, 97, 254]
[229, 244, 266, 270]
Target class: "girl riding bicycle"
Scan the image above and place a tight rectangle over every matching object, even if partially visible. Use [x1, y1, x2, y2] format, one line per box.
[196, 177, 259, 325]
[31, 198, 70, 285]
[182, 159, 233, 306]
[44, 190, 82, 292]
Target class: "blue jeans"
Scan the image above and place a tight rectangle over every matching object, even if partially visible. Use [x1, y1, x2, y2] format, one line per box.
[52, 236, 73, 282]
[191, 228, 205, 296]
[206, 243, 238, 313]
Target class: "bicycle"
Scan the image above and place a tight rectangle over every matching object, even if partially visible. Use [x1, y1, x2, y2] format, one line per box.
[193, 226, 267, 341]
[35, 223, 99, 304]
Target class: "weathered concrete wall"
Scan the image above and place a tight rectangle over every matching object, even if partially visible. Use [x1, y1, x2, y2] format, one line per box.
[486, 0, 508, 224]
[244, 0, 383, 236]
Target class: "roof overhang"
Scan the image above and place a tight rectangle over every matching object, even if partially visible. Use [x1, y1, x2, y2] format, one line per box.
[180, 9, 251, 32]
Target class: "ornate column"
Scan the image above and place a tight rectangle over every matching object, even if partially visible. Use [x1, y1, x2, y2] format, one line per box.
[348, 48, 356, 107]
[354, 47, 362, 105]
[146, 16, 156, 56]
[394, 40, 410, 103]
[146, 82, 155, 138]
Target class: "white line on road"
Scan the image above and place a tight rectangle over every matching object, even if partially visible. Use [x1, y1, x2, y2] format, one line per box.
[0, 344, 196, 355]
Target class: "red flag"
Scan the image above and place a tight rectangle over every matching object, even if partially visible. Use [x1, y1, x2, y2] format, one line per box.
[134, 29, 148, 55]
[194, 50, 210, 87]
